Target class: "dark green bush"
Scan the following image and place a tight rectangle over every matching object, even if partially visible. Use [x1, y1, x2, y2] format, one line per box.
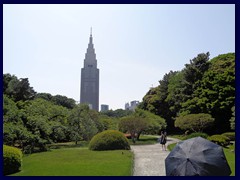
[3, 145, 23, 175]
[221, 132, 235, 141]
[183, 132, 209, 140]
[89, 130, 130, 151]
[207, 134, 230, 147]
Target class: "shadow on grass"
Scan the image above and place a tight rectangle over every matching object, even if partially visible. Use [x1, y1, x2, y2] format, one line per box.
[48, 141, 89, 149]
[129, 136, 159, 145]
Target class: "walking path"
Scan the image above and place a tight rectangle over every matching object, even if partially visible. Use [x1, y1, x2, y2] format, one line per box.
[130, 137, 180, 176]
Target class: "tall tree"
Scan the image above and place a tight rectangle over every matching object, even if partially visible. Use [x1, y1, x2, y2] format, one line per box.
[4, 74, 36, 101]
[119, 116, 148, 143]
[68, 104, 99, 143]
[181, 52, 210, 100]
[134, 109, 167, 137]
[140, 71, 176, 132]
[181, 53, 235, 133]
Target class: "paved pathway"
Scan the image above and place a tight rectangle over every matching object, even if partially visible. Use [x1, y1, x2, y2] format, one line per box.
[131, 137, 180, 176]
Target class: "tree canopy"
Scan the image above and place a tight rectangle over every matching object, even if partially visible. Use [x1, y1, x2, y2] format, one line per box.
[175, 113, 214, 133]
[139, 52, 235, 133]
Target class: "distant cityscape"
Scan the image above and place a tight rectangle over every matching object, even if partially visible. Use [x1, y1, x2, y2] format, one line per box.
[125, 100, 140, 111]
[99, 100, 140, 112]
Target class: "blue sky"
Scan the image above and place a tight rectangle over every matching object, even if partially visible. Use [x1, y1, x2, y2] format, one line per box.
[3, 4, 235, 110]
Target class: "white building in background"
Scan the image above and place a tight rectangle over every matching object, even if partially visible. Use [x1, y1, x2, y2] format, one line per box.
[125, 100, 140, 111]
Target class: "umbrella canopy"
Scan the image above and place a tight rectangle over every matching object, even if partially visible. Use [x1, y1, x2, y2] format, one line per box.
[165, 137, 231, 176]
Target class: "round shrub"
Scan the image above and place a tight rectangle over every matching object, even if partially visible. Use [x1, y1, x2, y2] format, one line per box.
[89, 130, 130, 151]
[183, 132, 209, 140]
[207, 134, 230, 147]
[221, 132, 235, 141]
[3, 145, 23, 175]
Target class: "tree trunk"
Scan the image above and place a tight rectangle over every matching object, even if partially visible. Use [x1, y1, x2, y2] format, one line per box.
[131, 133, 136, 143]
[136, 131, 142, 140]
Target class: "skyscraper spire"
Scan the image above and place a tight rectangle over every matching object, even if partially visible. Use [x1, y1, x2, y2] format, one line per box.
[89, 27, 93, 44]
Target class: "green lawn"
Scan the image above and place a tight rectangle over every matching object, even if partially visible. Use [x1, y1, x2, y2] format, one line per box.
[129, 135, 159, 145]
[167, 142, 235, 176]
[11, 148, 133, 176]
[224, 148, 235, 176]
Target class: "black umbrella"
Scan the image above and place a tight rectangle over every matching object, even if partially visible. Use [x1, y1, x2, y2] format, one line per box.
[165, 137, 231, 176]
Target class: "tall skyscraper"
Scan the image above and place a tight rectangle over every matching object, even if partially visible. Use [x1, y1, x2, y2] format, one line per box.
[80, 29, 99, 111]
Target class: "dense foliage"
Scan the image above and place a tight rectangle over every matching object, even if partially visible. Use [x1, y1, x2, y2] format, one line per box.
[35, 93, 76, 109]
[118, 109, 166, 143]
[3, 74, 165, 153]
[208, 135, 230, 147]
[68, 104, 103, 143]
[221, 132, 235, 141]
[89, 130, 130, 151]
[3, 145, 23, 175]
[139, 53, 235, 133]
[3, 74, 36, 101]
[229, 106, 235, 130]
[3, 74, 104, 153]
[183, 132, 209, 140]
[175, 113, 214, 133]
[100, 109, 133, 118]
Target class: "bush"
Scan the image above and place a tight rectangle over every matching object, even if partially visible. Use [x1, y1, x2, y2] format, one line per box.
[3, 145, 23, 175]
[183, 132, 209, 140]
[221, 132, 235, 141]
[175, 113, 214, 132]
[207, 135, 230, 147]
[89, 130, 130, 151]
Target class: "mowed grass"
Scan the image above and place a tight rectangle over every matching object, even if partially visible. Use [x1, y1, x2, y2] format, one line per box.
[167, 142, 235, 176]
[224, 148, 235, 176]
[129, 135, 159, 145]
[11, 148, 133, 176]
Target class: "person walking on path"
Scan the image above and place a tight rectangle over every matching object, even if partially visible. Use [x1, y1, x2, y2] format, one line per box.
[160, 131, 167, 151]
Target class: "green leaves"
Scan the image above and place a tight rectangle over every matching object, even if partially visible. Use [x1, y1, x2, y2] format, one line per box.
[175, 113, 214, 132]
[68, 104, 99, 142]
[140, 52, 235, 133]
[4, 74, 36, 102]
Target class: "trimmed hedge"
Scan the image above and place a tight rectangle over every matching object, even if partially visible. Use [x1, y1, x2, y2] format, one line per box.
[183, 132, 209, 140]
[3, 145, 23, 175]
[221, 132, 235, 141]
[89, 130, 130, 151]
[207, 134, 230, 147]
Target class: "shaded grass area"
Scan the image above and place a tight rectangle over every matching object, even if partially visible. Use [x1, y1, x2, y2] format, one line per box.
[11, 148, 133, 176]
[167, 142, 235, 176]
[48, 141, 89, 149]
[128, 135, 159, 145]
[168, 134, 186, 140]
